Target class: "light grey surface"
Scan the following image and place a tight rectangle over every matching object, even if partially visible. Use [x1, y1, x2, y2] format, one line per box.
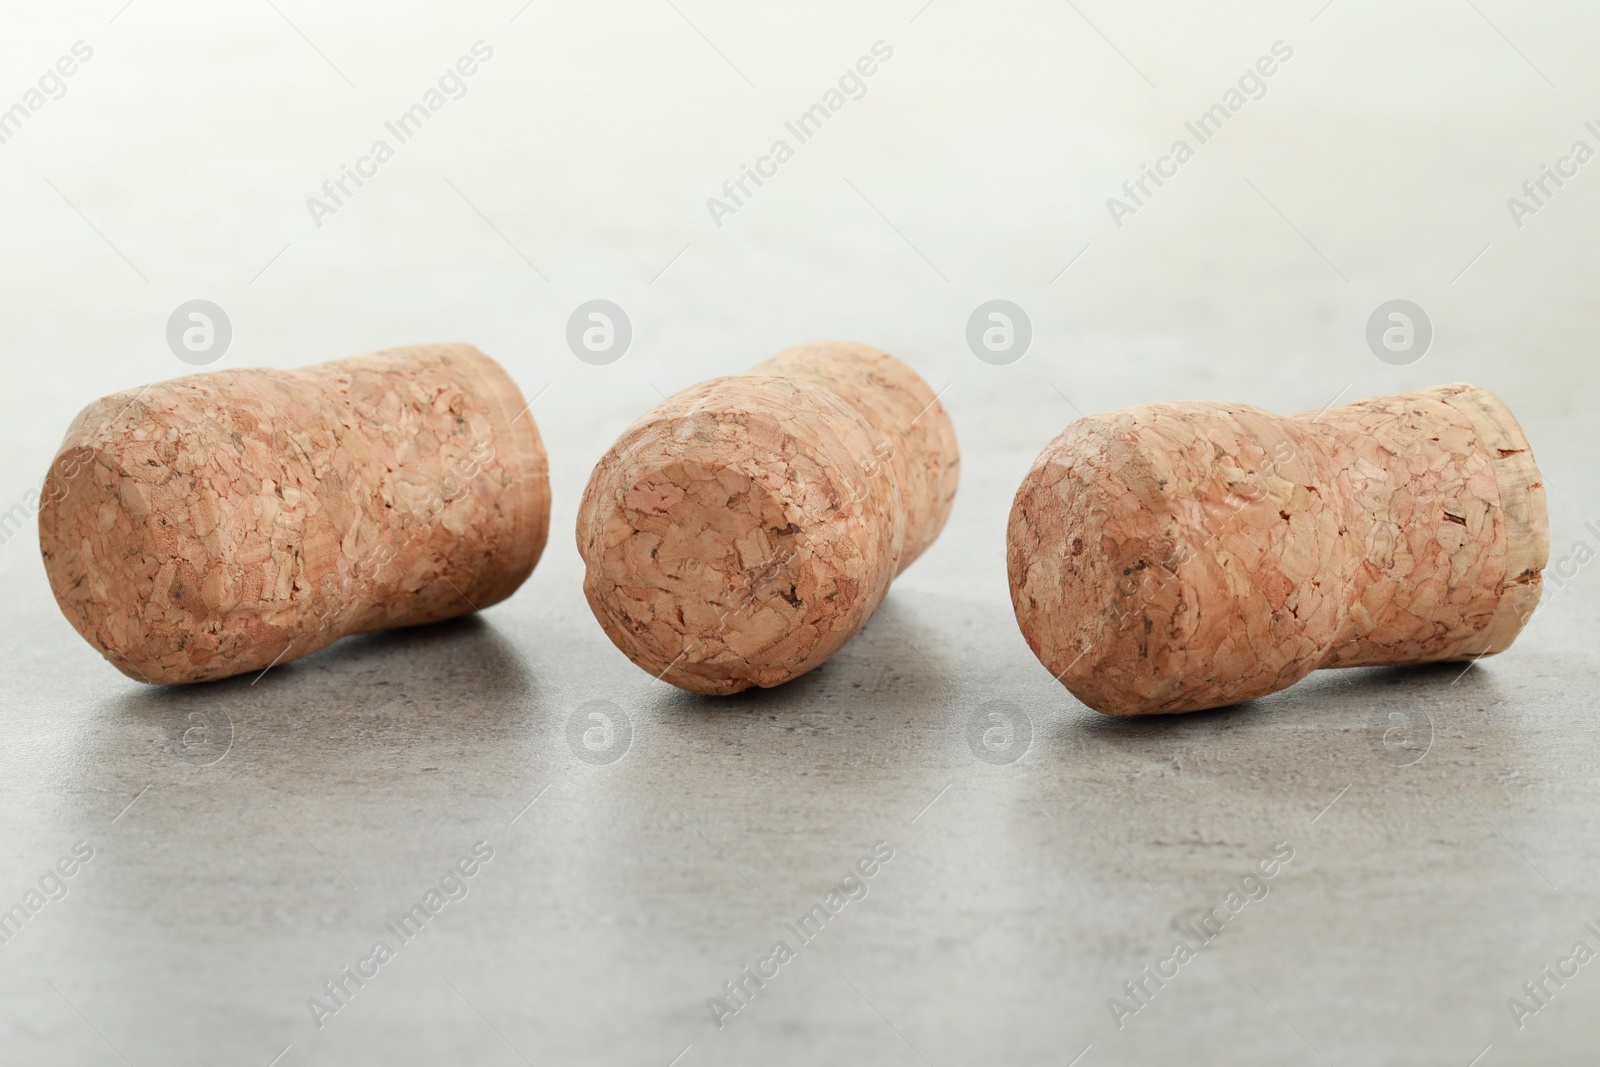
[2, 2, 1599, 1064]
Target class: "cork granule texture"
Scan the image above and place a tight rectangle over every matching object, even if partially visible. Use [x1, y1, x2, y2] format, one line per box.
[39, 344, 550, 684]
[577, 341, 958, 695]
[1008, 383, 1548, 715]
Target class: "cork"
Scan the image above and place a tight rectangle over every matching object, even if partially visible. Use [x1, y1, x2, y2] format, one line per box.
[39, 344, 550, 685]
[576, 341, 959, 695]
[1007, 383, 1548, 715]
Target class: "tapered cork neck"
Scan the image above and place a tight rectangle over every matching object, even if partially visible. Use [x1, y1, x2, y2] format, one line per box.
[1007, 382, 1548, 715]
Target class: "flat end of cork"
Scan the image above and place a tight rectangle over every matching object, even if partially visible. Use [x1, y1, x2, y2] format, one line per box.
[1425, 383, 1548, 657]
[576, 375, 899, 695]
[442, 344, 552, 610]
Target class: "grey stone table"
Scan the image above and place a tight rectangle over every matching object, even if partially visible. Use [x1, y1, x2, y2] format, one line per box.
[1, 2, 1596, 1064]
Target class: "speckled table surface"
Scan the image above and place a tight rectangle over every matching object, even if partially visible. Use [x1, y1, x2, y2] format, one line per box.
[2, 2, 1598, 1065]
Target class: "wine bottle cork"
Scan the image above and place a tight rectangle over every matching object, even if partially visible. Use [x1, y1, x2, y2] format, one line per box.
[39, 344, 550, 685]
[577, 341, 959, 695]
[1008, 383, 1548, 715]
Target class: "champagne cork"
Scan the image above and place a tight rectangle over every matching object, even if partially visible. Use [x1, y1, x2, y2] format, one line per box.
[39, 344, 550, 685]
[1008, 383, 1548, 715]
[577, 341, 959, 695]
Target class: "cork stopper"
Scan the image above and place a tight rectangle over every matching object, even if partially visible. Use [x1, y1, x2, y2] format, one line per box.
[577, 341, 958, 695]
[39, 344, 550, 684]
[1007, 383, 1548, 715]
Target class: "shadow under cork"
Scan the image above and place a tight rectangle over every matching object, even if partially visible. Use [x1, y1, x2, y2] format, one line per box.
[269, 612, 540, 698]
[90, 614, 546, 779]
[1013, 658, 1534, 908]
[566, 616, 965, 893]
[1051, 657, 1521, 785]
[51, 613, 562, 982]
[643, 612, 956, 717]
[622, 614, 958, 784]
